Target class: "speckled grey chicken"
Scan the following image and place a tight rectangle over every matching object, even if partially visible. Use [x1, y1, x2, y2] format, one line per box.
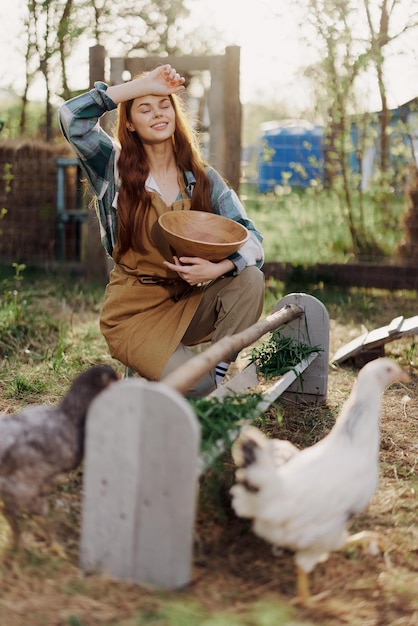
[230, 358, 410, 602]
[0, 365, 119, 550]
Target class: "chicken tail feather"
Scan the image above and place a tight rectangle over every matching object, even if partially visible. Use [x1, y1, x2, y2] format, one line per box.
[230, 426, 276, 518]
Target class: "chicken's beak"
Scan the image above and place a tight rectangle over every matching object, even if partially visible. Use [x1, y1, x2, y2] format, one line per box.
[399, 370, 411, 383]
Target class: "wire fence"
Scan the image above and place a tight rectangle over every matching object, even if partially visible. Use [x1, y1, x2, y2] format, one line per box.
[1, 140, 417, 290]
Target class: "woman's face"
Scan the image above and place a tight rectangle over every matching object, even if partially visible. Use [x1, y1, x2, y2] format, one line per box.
[127, 95, 176, 144]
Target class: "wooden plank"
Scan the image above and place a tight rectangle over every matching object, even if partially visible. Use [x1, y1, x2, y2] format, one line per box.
[122, 54, 223, 73]
[80, 379, 200, 589]
[255, 353, 319, 413]
[332, 314, 418, 364]
[210, 353, 318, 403]
[398, 315, 418, 334]
[272, 294, 329, 402]
[387, 316, 404, 334]
[262, 261, 418, 290]
[363, 325, 396, 345]
[332, 332, 369, 364]
[209, 363, 259, 398]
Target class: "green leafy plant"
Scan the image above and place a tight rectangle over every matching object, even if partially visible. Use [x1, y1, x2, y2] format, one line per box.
[189, 391, 263, 468]
[250, 329, 322, 380]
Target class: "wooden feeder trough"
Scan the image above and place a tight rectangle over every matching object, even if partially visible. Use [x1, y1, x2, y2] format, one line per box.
[80, 293, 330, 589]
[332, 314, 418, 367]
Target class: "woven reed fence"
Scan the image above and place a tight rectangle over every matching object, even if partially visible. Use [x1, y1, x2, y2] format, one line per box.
[0, 140, 79, 263]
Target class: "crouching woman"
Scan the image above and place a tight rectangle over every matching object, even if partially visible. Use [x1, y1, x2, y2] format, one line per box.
[59, 64, 265, 397]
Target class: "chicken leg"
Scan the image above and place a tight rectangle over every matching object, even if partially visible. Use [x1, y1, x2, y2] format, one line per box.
[296, 565, 311, 603]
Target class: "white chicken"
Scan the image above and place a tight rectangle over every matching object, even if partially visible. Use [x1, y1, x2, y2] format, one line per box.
[230, 357, 410, 602]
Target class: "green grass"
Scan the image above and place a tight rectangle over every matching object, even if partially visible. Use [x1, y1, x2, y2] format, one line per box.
[250, 331, 322, 379]
[240, 183, 407, 264]
[60, 599, 300, 626]
[1, 262, 417, 407]
[0, 264, 417, 625]
[0, 265, 118, 407]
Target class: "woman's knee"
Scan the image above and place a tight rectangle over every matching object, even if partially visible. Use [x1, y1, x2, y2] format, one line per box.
[236, 265, 265, 311]
[160, 343, 216, 398]
[243, 265, 265, 295]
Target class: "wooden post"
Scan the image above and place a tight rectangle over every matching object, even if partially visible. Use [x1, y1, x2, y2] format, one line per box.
[207, 54, 225, 176]
[84, 45, 113, 281]
[80, 378, 200, 589]
[223, 46, 241, 191]
[89, 45, 106, 87]
[110, 56, 126, 86]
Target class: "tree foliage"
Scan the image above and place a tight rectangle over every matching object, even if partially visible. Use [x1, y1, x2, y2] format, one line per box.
[16, 0, 221, 139]
[299, 0, 418, 256]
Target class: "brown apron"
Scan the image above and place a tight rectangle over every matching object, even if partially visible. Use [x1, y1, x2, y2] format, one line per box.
[100, 184, 204, 380]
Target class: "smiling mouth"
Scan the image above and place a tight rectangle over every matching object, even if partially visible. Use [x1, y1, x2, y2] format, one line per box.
[152, 122, 168, 130]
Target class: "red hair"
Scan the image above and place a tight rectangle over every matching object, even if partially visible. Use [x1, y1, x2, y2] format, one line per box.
[114, 87, 212, 259]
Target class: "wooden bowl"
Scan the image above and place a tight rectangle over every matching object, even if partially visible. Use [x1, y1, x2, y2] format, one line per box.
[158, 211, 249, 261]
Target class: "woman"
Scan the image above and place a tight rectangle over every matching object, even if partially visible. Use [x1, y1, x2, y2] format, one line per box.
[59, 64, 265, 397]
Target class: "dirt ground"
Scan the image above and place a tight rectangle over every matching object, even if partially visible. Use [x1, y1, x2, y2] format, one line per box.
[195, 370, 418, 626]
[191, 325, 418, 626]
[0, 319, 417, 625]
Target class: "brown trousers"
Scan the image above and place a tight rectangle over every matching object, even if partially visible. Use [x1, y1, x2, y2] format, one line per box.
[161, 265, 265, 397]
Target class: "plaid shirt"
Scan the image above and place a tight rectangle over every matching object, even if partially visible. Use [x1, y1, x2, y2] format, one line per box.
[59, 82, 264, 273]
